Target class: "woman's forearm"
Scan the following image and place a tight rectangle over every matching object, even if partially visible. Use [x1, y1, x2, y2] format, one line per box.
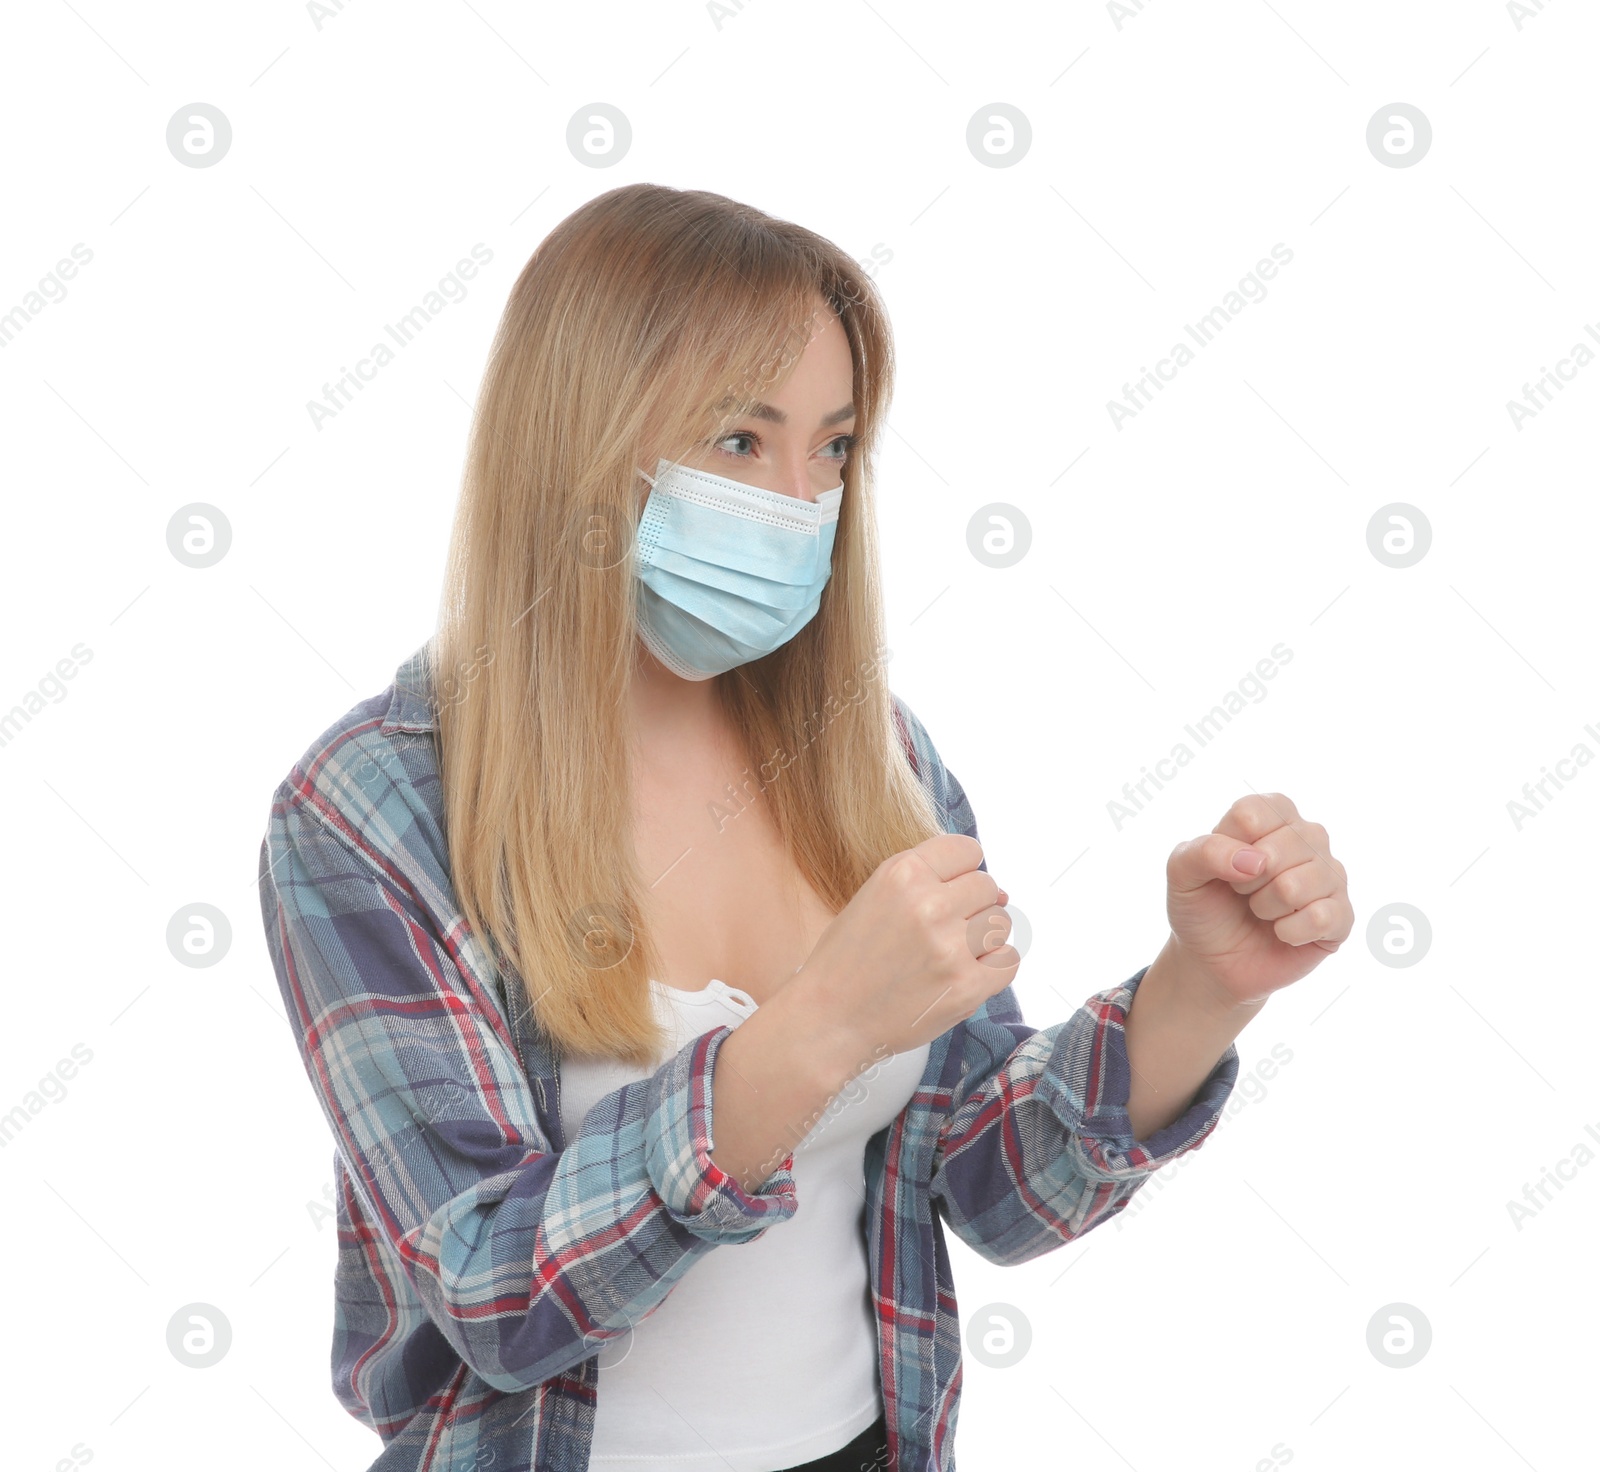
[709, 929, 1263, 1189]
[1124, 932, 1264, 1142]
[707, 985, 872, 1195]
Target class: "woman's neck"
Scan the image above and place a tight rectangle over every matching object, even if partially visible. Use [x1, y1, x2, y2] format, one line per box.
[626, 641, 726, 745]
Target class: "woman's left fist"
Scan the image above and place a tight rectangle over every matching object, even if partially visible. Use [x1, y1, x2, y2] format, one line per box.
[1164, 792, 1352, 1008]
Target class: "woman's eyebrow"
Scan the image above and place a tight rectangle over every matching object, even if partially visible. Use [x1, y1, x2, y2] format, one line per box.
[719, 400, 857, 427]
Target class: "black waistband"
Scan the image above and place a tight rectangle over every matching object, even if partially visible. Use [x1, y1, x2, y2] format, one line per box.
[769, 1412, 889, 1472]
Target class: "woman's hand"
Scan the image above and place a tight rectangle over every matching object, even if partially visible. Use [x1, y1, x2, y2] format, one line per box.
[794, 833, 1019, 1066]
[1162, 791, 1352, 1010]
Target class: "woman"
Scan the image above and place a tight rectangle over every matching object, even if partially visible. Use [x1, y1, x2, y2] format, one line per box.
[258, 182, 1351, 1472]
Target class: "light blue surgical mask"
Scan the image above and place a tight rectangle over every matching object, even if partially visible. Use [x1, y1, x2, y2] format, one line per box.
[632, 456, 844, 680]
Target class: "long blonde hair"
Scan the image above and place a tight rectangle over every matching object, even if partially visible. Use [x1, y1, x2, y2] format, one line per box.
[433, 182, 941, 1066]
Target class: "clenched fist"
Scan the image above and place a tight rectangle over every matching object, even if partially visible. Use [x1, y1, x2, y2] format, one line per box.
[795, 832, 1019, 1062]
[1164, 791, 1352, 1008]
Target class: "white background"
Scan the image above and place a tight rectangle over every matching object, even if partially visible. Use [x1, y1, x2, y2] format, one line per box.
[2, 1, 1596, 1468]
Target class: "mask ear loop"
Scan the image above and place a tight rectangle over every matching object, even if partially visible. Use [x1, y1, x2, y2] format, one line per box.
[636, 454, 692, 492]
[633, 463, 670, 539]
[633, 465, 662, 527]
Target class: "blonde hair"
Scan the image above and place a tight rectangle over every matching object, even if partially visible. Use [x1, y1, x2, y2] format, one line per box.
[432, 182, 941, 1066]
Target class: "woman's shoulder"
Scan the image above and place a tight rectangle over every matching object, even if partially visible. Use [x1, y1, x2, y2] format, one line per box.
[887, 689, 935, 782]
[264, 640, 448, 864]
[887, 689, 975, 841]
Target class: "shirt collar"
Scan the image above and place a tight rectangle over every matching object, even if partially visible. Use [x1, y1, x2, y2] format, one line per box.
[382, 641, 439, 734]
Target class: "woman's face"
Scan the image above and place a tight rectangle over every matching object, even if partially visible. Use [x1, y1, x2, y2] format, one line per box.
[683, 299, 857, 504]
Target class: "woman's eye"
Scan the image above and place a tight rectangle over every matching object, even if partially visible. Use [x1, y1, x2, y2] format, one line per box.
[712, 431, 855, 460]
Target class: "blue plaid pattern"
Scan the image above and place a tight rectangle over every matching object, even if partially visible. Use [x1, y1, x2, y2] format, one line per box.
[258, 643, 1239, 1470]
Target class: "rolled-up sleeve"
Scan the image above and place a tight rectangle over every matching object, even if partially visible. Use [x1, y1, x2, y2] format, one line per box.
[886, 692, 1238, 1267]
[643, 1021, 799, 1234]
[931, 970, 1238, 1267]
[259, 786, 797, 1394]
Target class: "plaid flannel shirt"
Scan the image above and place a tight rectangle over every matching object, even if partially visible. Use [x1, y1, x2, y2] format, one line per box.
[257, 643, 1239, 1472]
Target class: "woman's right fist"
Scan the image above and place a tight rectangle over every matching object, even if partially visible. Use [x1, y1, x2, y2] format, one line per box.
[794, 832, 1019, 1067]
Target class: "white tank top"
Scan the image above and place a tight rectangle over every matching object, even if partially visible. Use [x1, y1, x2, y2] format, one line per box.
[557, 977, 930, 1471]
